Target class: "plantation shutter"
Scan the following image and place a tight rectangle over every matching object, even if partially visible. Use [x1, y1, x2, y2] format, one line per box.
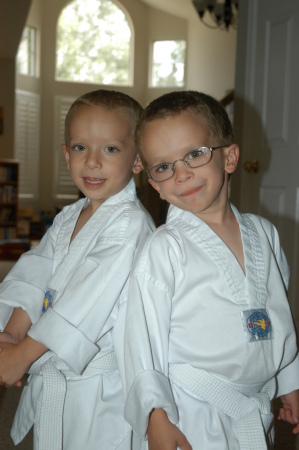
[53, 96, 78, 200]
[15, 90, 40, 200]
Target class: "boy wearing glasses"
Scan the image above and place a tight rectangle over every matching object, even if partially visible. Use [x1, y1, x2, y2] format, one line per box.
[124, 91, 299, 449]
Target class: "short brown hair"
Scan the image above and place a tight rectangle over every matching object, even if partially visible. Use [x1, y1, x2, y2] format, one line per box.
[65, 89, 143, 146]
[135, 90, 234, 167]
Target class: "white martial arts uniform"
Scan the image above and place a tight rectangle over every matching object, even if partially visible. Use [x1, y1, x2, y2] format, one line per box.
[124, 204, 299, 450]
[0, 178, 154, 450]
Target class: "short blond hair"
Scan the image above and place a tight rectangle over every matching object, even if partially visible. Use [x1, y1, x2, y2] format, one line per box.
[135, 90, 234, 168]
[65, 89, 143, 147]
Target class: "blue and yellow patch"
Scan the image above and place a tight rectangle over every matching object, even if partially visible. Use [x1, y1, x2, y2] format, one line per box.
[42, 290, 53, 313]
[247, 310, 272, 338]
[240, 308, 272, 342]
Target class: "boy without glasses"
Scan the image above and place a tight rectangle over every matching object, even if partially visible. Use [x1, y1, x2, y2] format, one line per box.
[0, 89, 154, 449]
[124, 90, 299, 449]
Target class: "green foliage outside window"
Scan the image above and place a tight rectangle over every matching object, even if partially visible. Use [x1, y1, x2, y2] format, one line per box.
[56, 0, 131, 85]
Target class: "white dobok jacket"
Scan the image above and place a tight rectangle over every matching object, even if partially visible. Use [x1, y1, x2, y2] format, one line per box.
[0, 178, 155, 450]
[124, 204, 299, 450]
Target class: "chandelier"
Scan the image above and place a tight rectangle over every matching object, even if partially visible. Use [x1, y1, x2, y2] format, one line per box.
[192, 0, 238, 30]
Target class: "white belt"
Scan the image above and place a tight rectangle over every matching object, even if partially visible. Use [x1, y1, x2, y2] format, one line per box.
[169, 363, 275, 450]
[13, 350, 118, 450]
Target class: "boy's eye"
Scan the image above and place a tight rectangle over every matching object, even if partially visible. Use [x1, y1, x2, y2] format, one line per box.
[156, 164, 171, 173]
[187, 149, 204, 160]
[73, 145, 85, 152]
[105, 146, 118, 153]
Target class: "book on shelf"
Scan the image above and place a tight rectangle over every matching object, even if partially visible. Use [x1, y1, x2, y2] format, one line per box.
[0, 226, 17, 240]
[0, 185, 16, 202]
[0, 207, 16, 221]
[0, 165, 18, 182]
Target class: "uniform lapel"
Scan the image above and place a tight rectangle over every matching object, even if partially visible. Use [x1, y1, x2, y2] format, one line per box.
[49, 178, 137, 293]
[167, 204, 267, 308]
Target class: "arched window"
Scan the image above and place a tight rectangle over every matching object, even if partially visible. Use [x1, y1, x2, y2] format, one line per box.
[56, 0, 133, 85]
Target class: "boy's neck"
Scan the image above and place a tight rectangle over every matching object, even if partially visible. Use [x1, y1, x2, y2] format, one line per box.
[197, 203, 245, 274]
[71, 203, 95, 243]
[194, 198, 234, 227]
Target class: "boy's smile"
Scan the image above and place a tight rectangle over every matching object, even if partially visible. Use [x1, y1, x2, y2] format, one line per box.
[180, 185, 204, 197]
[83, 177, 106, 188]
[62, 104, 141, 212]
[141, 111, 239, 220]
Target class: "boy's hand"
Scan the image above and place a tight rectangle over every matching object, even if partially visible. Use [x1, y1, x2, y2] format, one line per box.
[148, 408, 192, 450]
[278, 390, 299, 434]
[0, 336, 47, 388]
[0, 332, 19, 345]
[0, 343, 28, 387]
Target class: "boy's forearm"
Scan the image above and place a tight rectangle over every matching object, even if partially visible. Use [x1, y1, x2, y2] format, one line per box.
[3, 308, 32, 343]
[18, 335, 48, 367]
[0, 336, 48, 387]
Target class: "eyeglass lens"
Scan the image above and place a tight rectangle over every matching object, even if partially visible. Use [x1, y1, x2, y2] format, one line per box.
[148, 147, 212, 182]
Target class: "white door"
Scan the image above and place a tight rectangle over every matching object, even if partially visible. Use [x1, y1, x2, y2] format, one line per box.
[232, 0, 299, 328]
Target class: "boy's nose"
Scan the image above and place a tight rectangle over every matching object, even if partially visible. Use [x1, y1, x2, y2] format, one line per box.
[173, 160, 192, 183]
[85, 151, 101, 169]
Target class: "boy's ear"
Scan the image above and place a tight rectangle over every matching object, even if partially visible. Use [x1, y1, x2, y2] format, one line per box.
[224, 144, 239, 175]
[148, 177, 166, 200]
[132, 154, 144, 174]
[62, 144, 70, 170]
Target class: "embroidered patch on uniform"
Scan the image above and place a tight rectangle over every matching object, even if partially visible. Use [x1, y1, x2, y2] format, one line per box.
[240, 309, 272, 342]
[42, 290, 53, 313]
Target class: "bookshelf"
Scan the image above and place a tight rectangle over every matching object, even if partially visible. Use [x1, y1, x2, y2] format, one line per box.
[0, 159, 19, 240]
[0, 159, 32, 260]
[0, 159, 31, 260]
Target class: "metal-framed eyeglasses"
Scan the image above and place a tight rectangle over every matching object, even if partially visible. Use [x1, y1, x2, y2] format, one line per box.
[147, 146, 227, 182]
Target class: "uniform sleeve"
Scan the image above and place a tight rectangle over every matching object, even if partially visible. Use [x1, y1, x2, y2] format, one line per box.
[28, 208, 154, 374]
[261, 219, 299, 395]
[124, 233, 179, 439]
[276, 353, 299, 396]
[260, 218, 290, 289]
[273, 229, 290, 291]
[0, 214, 62, 329]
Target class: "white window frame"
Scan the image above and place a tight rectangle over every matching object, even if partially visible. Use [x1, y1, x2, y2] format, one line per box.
[16, 26, 37, 77]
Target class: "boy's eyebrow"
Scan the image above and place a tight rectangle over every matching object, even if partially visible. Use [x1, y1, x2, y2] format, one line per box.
[68, 136, 130, 145]
[148, 147, 191, 164]
[149, 156, 172, 165]
[69, 136, 84, 142]
[147, 144, 207, 166]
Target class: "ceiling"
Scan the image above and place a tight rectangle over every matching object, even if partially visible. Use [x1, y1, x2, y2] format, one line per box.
[138, 0, 196, 20]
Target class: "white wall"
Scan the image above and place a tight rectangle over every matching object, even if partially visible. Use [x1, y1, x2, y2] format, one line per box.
[187, 16, 237, 99]
[0, 58, 16, 159]
[0, 0, 31, 158]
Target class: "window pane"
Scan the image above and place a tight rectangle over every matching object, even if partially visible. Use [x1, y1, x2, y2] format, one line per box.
[16, 26, 36, 76]
[151, 40, 186, 87]
[56, 0, 132, 85]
